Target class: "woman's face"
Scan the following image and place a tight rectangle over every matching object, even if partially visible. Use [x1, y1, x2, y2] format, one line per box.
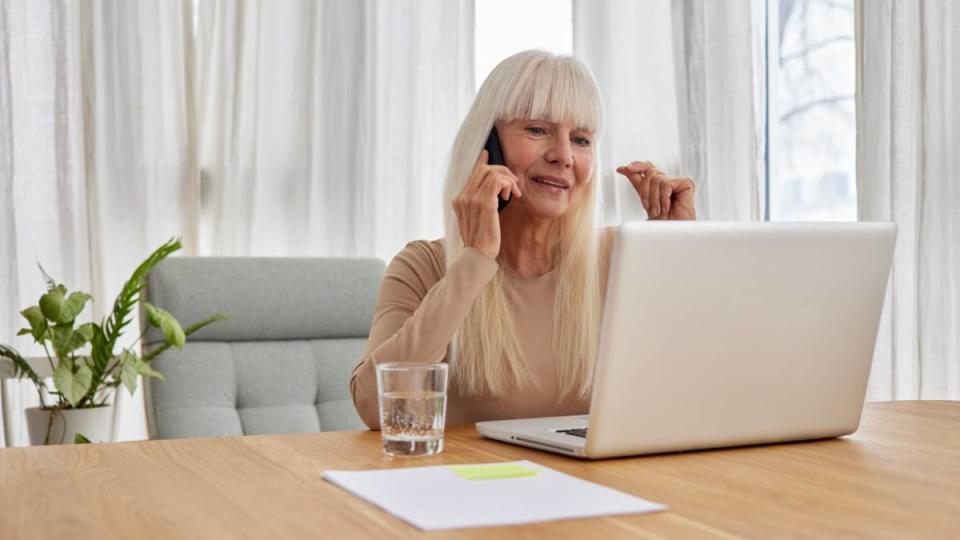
[496, 118, 595, 220]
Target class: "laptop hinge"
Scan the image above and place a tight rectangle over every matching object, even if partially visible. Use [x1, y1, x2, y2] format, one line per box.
[514, 436, 577, 454]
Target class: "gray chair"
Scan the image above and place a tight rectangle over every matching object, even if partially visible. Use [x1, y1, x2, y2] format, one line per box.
[142, 257, 384, 439]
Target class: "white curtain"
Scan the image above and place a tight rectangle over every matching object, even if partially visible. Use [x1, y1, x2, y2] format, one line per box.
[857, 0, 960, 400]
[1, 0, 89, 447]
[0, 0, 196, 446]
[573, 0, 764, 223]
[1, 0, 474, 446]
[195, 0, 474, 261]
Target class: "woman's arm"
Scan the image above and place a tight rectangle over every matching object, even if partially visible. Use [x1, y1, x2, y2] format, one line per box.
[349, 242, 498, 429]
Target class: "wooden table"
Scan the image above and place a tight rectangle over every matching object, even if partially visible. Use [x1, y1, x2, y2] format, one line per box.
[1, 401, 958, 539]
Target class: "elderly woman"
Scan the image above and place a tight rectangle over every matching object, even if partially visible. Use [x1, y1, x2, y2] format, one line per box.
[350, 50, 696, 429]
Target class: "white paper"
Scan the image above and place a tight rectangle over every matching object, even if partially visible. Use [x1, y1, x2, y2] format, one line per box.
[321, 460, 666, 531]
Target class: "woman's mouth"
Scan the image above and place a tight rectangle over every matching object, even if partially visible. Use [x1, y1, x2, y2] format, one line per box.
[531, 176, 570, 192]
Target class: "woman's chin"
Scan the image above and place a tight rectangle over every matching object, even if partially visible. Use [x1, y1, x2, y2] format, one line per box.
[522, 198, 570, 221]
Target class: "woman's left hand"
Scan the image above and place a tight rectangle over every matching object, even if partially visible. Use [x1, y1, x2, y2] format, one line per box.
[616, 161, 697, 220]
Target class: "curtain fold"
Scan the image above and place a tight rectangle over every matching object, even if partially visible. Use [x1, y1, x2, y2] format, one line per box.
[197, 0, 474, 261]
[857, 0, 960, 400]
[573, 0, 764, 223]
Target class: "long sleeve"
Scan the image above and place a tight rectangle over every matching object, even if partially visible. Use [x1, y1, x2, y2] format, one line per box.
[349, 241, 499, 429]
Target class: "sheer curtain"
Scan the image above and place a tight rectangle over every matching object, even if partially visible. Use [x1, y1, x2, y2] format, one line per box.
[857, 0, 960, 400]
[195, 0, 474, 261]
[0, 0, 195, 446]
[1, 0, 474, 446]
[1, 0, 89, 446]
[573, 0, 764, 223]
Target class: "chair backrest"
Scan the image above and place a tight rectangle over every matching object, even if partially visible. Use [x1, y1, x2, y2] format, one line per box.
[142, 257, 384, 439]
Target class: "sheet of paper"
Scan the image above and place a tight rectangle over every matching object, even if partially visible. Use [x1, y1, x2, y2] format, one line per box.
[322, 460, 666, 531]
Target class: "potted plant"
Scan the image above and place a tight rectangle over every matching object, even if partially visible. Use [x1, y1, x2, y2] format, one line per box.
[0, 238, 226, 445]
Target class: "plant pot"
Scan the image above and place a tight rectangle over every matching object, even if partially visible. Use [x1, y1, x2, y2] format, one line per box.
[24, 405, 114, 445]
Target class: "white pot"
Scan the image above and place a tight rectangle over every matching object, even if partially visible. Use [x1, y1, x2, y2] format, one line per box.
[25, 405, 114, 445]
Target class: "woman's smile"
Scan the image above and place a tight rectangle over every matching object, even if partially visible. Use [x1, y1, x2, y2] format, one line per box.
[530, 175, 571, 193]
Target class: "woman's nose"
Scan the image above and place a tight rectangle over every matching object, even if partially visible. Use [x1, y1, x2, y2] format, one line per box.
[545, 137, 574, 168]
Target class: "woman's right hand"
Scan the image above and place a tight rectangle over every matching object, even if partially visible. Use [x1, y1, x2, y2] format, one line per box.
[452, 150, 522, 260]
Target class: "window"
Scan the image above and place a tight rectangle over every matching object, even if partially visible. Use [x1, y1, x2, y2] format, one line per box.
[767, 0, 857, 221]
[475, 0, 856, 221]
[474, 0, 573, 91]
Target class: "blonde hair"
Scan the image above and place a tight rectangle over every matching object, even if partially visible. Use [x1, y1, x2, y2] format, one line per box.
[442, 50, 604, 399]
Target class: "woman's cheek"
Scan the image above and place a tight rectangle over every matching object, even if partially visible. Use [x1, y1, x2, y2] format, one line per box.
[576, 151, 594, 183]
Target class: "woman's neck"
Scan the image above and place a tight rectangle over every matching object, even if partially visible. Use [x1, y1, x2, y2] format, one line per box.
[498, 211, 559, 278]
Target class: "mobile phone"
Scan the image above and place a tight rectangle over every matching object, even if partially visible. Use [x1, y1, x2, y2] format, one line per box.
[484, 127, 511, 212]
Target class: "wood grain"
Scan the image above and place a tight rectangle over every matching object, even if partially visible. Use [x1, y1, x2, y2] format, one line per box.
[1, 401, 958, 539]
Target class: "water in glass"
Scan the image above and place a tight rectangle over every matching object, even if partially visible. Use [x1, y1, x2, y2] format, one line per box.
[380, 390, 446, 455]
[376, 363, 448, 456]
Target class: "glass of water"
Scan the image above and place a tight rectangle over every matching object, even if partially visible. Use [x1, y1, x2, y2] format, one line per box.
[376, 363, 448, 457]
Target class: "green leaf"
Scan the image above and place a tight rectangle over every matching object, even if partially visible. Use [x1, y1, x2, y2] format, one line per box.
[37, 261, 59, 292]
[16, 328, 31, 336]
[39, 286, 90, 324]
[39, 285, 66, 321]
[100, 238, 181, 366]
[144, 302, 185, 349]
[120, 350, 140, 395]
[73, 433, 92, 444]
[50, 323, 92, 359]
[20, 306, 49, 341]
[51, 324, 75, 358]
[142, 313, 229, 364]
[118, 349, 165, 396]
[89, 323, 111, 383]
[66, 322, 95, 353]
[53, 361, 93, 407]
[136, 356, 165, 380]
[75, 322, 95, 341]
[0, 345, 47, 390]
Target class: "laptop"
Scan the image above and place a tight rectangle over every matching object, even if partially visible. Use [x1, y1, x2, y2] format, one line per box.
[476, 221, 897, 459]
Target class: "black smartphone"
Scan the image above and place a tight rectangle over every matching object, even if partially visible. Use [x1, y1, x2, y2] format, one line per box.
[484, 127, 511, 212]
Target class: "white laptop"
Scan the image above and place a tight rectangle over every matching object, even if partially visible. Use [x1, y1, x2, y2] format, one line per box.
[476, 221, 897, 459]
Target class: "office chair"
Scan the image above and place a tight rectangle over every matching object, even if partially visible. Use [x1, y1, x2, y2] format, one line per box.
[142, 256, 384, 439]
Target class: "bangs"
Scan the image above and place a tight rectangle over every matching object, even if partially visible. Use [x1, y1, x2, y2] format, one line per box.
[495, 53, 602, 133]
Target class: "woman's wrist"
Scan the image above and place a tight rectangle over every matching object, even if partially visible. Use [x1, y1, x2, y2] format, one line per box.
[460, 246, 501, 271]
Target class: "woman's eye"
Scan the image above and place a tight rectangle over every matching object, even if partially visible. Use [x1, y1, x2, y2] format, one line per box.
[526, 126, 546, 135]
[574, 136, 591, 146]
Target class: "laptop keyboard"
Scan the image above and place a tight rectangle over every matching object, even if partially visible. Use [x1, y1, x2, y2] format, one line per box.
[557, 428, 588, 438]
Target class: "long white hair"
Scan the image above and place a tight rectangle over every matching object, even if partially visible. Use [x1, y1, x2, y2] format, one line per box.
[442, 50, 604, 399]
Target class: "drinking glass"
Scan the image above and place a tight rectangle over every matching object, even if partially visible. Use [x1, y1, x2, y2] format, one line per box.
[376, 363, 448, 456]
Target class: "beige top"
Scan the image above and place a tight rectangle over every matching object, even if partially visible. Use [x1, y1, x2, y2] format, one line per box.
[350, 231, 615, 429]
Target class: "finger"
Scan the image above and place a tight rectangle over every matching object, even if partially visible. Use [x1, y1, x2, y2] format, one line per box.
[504, 172, 524, 200]
[660, 181, 673, 217]
[616, 164, 653, 180]
[480, 170, 512, 202]
[475, 167, 501, 197]
[616, 168, 650, 210]
[639, 171, 652, 212]
[462, 151, 490, 193]
[500, 177, 512, 201]
[475, 165, 516, 191]
[625, 161, 656, 173]
[474, 149, 489, 170]
[492, 167, 522, 199]
[673, 177, 695, 195]
[649, 177, 661, 218]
